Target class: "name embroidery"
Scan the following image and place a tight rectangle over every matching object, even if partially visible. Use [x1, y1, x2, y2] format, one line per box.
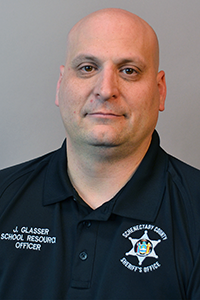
[1, 226, 57, 251]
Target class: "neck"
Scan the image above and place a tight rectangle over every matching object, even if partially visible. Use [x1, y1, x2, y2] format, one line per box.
[66, 139, 151, 209]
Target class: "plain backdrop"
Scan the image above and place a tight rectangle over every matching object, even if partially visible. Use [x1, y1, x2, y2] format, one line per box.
[1, 0, 200, 169]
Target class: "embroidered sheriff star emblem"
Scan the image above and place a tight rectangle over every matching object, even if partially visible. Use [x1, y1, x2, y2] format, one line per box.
[126, 230, 161, 265]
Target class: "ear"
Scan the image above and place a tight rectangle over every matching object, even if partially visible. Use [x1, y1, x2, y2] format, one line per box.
[157, 70, 167, 112]
[55, 65, 65, 107]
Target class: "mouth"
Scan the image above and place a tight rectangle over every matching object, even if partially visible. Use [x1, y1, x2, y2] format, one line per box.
[85, 112, 125, 119]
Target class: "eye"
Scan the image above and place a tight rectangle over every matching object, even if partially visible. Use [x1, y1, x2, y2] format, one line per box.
[80, 65, 96, 72]
[121, 68, 137, 75]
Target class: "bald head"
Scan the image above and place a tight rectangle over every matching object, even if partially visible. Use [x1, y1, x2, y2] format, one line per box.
[56, 7, 166, 165]
[66, 8, 159, 71]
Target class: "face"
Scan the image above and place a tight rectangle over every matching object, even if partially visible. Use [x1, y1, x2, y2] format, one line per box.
[56, 11, 166, 156]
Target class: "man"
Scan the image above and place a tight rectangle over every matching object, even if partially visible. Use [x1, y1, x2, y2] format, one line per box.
[0, 8, 200, 299]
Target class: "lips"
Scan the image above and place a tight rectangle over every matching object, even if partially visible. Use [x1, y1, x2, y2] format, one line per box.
[88, 112, 122, 117]
[85, 112, 125, 120]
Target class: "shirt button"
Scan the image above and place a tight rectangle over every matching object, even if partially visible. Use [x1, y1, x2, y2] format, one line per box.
[82, 221, 92, 228]
[79, 251, 88, 261]
[86, 221, 92, 228]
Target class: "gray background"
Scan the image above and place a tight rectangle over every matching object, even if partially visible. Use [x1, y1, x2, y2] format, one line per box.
[1, 0, 200, 169]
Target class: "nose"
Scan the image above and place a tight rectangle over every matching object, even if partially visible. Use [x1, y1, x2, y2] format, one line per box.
[93, 67, 120, 101]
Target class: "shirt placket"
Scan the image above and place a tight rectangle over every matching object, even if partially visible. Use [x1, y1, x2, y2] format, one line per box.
[70, 218, 99, 289]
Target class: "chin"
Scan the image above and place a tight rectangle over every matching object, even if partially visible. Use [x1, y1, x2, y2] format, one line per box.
[87, 136, 122, 148]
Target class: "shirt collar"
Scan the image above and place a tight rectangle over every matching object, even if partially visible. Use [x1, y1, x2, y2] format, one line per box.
[112, 131, 168, 222]
[43, 131, 168, 223]
[43, 140, 73, 205]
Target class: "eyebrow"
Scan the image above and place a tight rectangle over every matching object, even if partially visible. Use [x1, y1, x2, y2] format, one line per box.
[71, 55, 101, 68]
[71, 54, 146, 70]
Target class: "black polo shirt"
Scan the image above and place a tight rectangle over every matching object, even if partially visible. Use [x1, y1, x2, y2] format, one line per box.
[1, 131, 200, 299]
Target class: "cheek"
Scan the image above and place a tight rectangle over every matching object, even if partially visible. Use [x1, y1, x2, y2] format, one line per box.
[59, 77, 93, 117]
[59, 79, 77, 108]
[59, 89, 85, 123]
[127, 86, 159, 121]
[137, 84, 160, 109]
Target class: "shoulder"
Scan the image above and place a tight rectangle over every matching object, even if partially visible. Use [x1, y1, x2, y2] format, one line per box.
[167, 154, 200, 187]
[0, 147, 62, 197]
[165, 152, 200, 212]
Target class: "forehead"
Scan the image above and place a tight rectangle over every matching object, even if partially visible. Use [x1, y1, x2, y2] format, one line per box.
[67, 13, 156, 65]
